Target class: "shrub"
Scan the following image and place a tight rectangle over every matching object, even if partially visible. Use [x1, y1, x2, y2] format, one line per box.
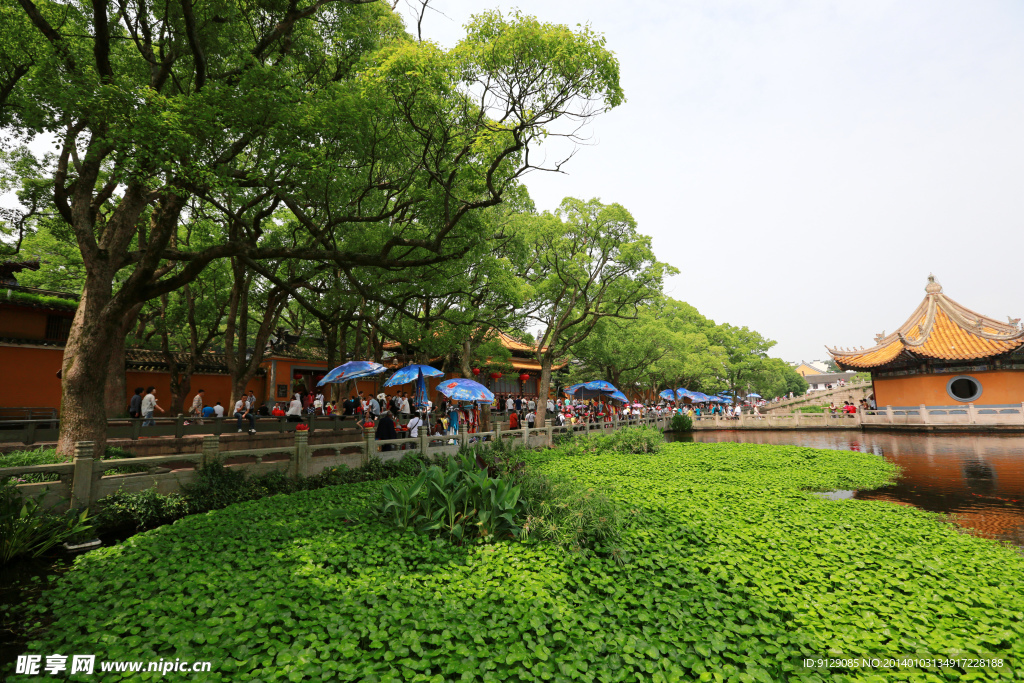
[180, 461, 269, 513]
[670, 412, 693, 432]
[519, 471, 624, 555]
[95, 488, 192, 531]
[379, 452, 523, 543]
[1, 484, 92, 564]
[604, 425, 664, 454]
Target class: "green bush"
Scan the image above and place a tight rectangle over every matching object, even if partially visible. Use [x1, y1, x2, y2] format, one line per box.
[519, 471, 625, 555]
[670, 412, 693, 432]
[1, 484, 92, 564]
[95, 488, 193, 531]
[25, 443, 1024, 681]
[603, 425, 664, 454]
[379, 452, 523, 543]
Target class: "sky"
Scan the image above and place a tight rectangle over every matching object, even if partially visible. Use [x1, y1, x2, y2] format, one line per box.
[403, 0, 1024, 363]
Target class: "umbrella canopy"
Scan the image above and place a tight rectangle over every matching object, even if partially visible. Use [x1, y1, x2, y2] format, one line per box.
[688, 391, 712, 402]
[384, 364, 444, 387]
[659, 389, 677, 401]
[436, 378, 495, 403]
[708, 396, 726, 403]
[384, 364, 446, 411]
[747, 393, 762, 399]
[608, 390, 629, 403]
[564, 380, 624, 399]
[562, 383, 585, 397]
[317, 361, 386, 387]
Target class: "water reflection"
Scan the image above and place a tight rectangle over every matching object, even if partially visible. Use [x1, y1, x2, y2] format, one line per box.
[672, 430, 1024, 547]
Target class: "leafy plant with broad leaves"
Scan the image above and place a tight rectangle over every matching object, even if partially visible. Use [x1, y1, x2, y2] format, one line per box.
[1, 485, 91, 564]
[671, 412, 693, 432]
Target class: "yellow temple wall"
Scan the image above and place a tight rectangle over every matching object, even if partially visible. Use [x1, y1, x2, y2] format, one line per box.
[873, 370, 1024, 407]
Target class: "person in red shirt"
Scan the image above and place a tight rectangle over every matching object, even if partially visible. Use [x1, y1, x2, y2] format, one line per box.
[271, 403, 285, 417]
[508, 411, 520, 429]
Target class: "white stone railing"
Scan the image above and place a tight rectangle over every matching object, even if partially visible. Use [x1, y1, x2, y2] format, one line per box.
[862, 403, 1024, 426]
[3, 415, 674, 511]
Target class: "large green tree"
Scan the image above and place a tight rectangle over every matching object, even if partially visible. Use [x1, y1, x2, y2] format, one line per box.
[0, 2, 623, 455]
[518, 197, 670, 426]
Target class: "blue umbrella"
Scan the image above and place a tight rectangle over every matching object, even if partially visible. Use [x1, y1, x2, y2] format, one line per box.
[436, 378, 495, 403]
[317, 361, 387, 386]
[659, 389, 676, 401]
[747, 393, 762, 399]
[688, 391, 712, 402]
[608, 390, 629, 403]
[384, 364, 445, 411]
[676, 388, 697, 401]
[562, 383, 585, 397]
[580, 380, 618, 393]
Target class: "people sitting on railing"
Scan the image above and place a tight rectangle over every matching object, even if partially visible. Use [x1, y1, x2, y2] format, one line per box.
[234, 397, 256, 434]
[271, 403, 286, 417]
[828, 401, 838, 415]
[213, 401, 225, 418]
[286, 395, 304, 424]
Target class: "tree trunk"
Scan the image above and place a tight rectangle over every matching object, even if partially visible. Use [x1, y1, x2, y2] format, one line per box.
[103, 328, 128, 418]
[56, 282, 122, 457]
[536, 356, 553, 427]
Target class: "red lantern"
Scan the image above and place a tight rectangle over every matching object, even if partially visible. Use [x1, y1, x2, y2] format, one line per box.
[472, 368, 481, 376]
[519, 373, 530, 382]
[489, 372, 502, 380]
[293, 373, 303, 380]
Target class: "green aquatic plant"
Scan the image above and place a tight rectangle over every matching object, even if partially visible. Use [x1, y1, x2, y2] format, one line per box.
[16, 442, 1024, 682]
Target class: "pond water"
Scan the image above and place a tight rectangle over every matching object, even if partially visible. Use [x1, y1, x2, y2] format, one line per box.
[671, 430, 1024, 548]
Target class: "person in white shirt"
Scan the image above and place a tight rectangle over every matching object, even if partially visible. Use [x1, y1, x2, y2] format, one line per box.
[406, 412, 423, 438]
[506, 396, 514, 413]
[525, 410, 536, 428]
[234, 397, 256, 433]
[141, 387, 163, 426]
[400, 394, 411, 418]
[213, 401, 225, 417]
[546, 398, 554, 414]
[286, 395, 303, 423]
[527, 398, 536, 411]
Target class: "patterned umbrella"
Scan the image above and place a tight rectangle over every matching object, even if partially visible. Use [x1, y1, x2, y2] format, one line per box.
[562, 383, 585, 397]
[688, 391, 712, 402]
[317, 361, 387, 387]
[747, 393, 762, 399]
[608, 390, 629, 403]
[436, 378, 495, 403]
[384, 364, 445, 411]
[659, 389, 677, 401]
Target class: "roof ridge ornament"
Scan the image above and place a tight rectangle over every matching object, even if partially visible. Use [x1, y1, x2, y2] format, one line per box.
[925, 274, 942, 294]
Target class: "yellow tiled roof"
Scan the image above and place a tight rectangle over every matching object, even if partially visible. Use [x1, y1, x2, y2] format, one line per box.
[829, 276, 1024, 369]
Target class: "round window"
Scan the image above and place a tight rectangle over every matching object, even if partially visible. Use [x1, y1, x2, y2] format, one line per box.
[946, 375, 982, 403]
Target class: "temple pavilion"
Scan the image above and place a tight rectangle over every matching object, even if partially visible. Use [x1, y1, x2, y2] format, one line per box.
[829, 276, 1024, 407]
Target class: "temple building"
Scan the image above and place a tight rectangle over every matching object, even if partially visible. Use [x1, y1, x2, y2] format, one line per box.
[829, 276, 1024, 407]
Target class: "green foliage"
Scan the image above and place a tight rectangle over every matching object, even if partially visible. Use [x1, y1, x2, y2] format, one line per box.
[670, 412, 693, 432]
[1, 485, 91, 564]
[95, 488, 192, 532]
[519, 471, 624, 555]
[795, 405, 827, 413]
[1, 446, 141, 484]
[23, 442, 1024, 681]
[593, 425, 664, 454]
[379, 452, 524, 543]
[1, 288, 77, 311]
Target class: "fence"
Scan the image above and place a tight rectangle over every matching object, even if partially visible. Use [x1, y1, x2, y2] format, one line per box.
[862, 403, 1024, 426]
[0, 414, 361, 447]
[2, 414, 672, 511]
[690, 412, 862, 429]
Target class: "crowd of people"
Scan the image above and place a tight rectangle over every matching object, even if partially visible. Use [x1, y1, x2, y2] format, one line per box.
[132, 384, 784, 441]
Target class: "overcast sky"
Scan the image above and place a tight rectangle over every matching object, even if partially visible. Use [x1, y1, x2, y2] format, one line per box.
[409, 0, 1024, 363]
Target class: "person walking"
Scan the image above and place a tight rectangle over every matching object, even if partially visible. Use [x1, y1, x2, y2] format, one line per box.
[128, 387, 144, 419]
[375, 410, 399, 451]
[190, 389, 206, 425]
[141, 387, 163, 427]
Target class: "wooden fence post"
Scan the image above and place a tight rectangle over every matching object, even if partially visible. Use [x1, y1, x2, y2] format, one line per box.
[71, 441, 95, 510]
[293, 431, 310, 478]
[200, 435, 220, 470]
